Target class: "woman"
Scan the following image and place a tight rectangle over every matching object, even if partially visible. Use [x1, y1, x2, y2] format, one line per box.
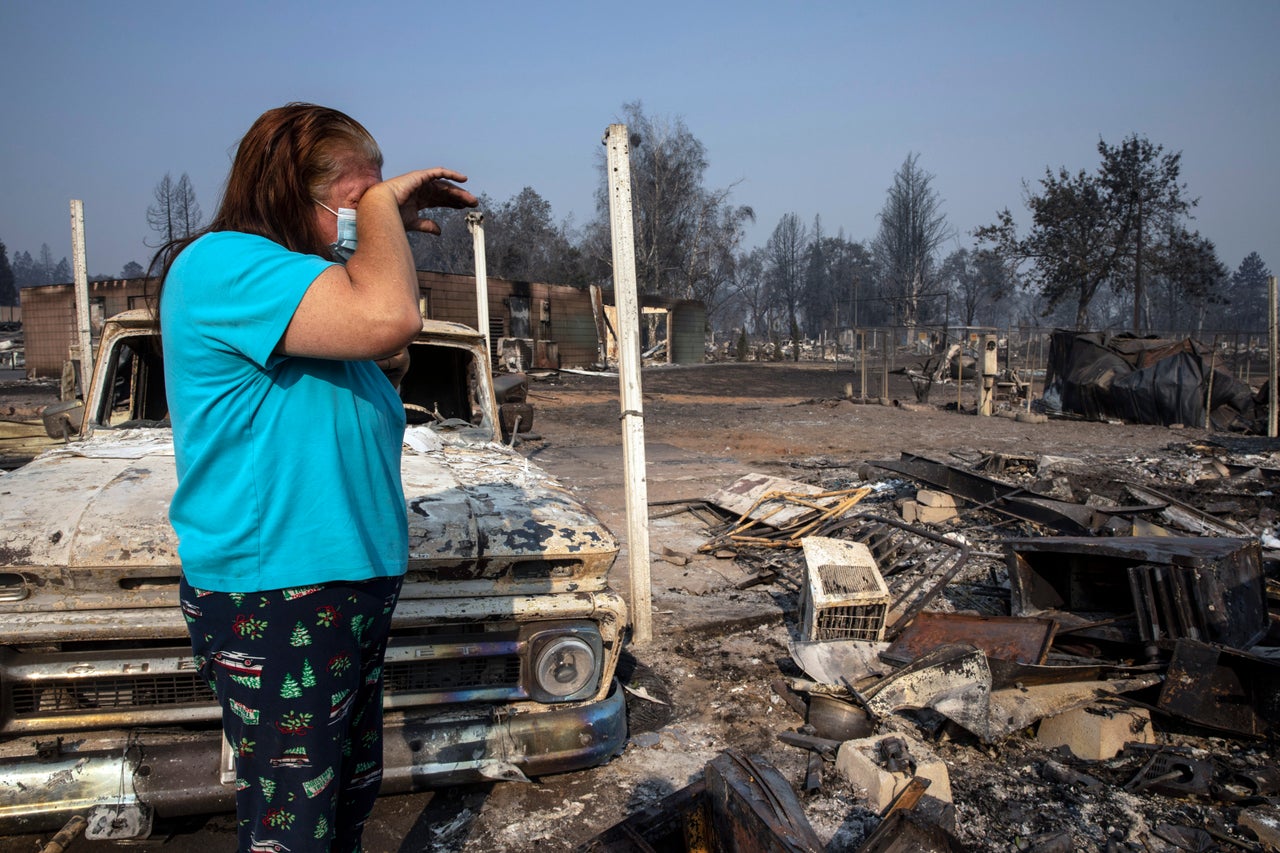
[154, 103, 477, 852]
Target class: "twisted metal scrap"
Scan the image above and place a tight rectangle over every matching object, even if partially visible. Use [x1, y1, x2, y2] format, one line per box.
[699, 486, 871, 552]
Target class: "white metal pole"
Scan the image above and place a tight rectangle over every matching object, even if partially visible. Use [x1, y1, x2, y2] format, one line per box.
[603, 124, 653, 645]
[466, 211, 491, 362]
[1268, 275, 1277, 438]
[69, 200, 93, 390]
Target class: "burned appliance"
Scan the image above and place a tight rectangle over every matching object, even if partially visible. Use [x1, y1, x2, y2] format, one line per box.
[1005, 536, 1267, 651]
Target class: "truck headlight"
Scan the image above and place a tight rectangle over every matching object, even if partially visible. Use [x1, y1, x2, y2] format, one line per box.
[530, 634, 600, 702]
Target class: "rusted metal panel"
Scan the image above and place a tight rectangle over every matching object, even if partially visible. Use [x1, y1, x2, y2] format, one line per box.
[1006, 536, 1267, 650]
[857, 808, 965, 853]
[1156, 639, 1280, 737]
[576, 779, 709, 851]
[704, 751, 825, 853]
[982, 660, 1153, 691]
[881, 612, 1057, 667]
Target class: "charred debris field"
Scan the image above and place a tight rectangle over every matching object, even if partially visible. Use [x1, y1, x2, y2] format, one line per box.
[510, 362, 1280, 853]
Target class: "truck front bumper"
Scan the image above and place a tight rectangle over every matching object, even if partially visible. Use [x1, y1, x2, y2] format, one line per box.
[0, 681, 626, 838]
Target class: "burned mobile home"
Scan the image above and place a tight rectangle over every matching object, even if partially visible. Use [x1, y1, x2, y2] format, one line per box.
[0, 309, 628, 839]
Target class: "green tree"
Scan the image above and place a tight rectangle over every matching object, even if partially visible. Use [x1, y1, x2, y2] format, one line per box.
[1225, 252, 1273, 332]
[977, 167, 1125, 329]
[0, 242, 16, 306]
[979, 135, 1198, 331]
[800, 230, 873, 340]
[800, 217, 828, 340]
[409, 203, 475, 274]
[121, 261, 145, 279]
[872, 153, 952, 335]
[11, 251, 36, 288]
[38, 244, 57, 285]
[484, 187, 583, 283]
[1144, 227, 1226, 333]
[1098, 135, 1195, 330]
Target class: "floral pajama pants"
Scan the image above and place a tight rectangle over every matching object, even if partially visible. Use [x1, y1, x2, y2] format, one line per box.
[180, 575, 403, 853]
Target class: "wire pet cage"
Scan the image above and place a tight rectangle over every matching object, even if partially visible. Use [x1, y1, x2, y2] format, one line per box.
[799, 537, 890, 642]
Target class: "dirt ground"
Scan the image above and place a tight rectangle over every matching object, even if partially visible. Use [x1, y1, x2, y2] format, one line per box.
[1, 360, 1277, 851]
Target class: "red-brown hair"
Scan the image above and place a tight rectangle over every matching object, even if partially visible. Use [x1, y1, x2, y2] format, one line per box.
[150, 103, 382, 305]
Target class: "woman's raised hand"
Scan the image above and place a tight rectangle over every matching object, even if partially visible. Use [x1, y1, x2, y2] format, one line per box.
[380, 168, 478, 234]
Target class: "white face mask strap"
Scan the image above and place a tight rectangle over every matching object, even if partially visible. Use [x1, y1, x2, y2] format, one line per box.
[315, 200, 340, 217]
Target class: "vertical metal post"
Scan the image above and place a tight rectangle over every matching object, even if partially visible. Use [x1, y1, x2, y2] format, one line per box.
[1204, 335, 1218, 430]
[1036, 332, 1045, 406]
[466, 212, 490, 363]
[1268, 276, 1278, 438]
[859, 330, 867, 399]
[1023, 328, 1033, 412]
[881, 330, 889, 399]
[69, 200, 93, 390]
[603, 124, 652, 645]
[833, 300, 839, 371]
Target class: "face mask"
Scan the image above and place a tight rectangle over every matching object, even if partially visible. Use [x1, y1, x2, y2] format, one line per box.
[316, 200, 358, 262]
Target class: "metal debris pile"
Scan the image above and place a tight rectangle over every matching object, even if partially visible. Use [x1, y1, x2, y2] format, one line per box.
[593, 440, 1280, 851]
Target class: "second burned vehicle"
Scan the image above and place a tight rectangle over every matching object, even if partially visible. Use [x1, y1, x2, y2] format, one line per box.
[0, 310, 628, 839]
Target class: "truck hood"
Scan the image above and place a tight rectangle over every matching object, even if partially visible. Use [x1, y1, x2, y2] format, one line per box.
[0, 430, 616, 611]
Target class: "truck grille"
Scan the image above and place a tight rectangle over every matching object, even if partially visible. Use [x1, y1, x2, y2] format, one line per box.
[12, 674, 211, 714]
[385, 656, 522, 693]
[1, 633, 528, 734]
[10, 657, 525, 718]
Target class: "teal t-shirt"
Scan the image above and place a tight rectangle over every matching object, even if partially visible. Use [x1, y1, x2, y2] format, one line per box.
[160, 231, 408, 592]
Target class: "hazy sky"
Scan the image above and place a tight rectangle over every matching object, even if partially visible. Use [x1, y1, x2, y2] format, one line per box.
[2, 1, 1276, 281]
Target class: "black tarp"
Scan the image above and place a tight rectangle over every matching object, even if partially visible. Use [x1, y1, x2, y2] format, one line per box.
[1043, 331, 1209, 427]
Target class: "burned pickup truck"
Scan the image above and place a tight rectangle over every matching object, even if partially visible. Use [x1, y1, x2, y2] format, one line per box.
[0, 309, 627, 839]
